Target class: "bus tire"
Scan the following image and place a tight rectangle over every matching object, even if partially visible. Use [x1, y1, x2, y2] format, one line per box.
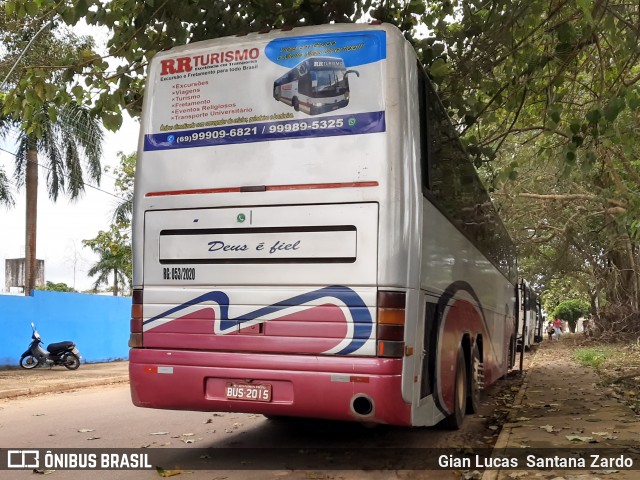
[292, 97, 300, 111]
[442, 347, 467, 430]
[467, 343, 482, 414]
[508, 334, 516, 370]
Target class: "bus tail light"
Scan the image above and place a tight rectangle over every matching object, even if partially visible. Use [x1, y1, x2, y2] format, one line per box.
[377, 291, 405, 358]
[129, 288, 144, 348]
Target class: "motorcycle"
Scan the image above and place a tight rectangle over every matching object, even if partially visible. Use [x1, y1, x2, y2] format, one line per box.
[20, 323, 82, 370]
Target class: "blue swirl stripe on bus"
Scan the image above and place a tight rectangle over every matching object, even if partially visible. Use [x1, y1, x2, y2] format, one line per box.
[265, 31, 387, 68]
[143, 285, 373, 355]
[144, 111, 385, 151]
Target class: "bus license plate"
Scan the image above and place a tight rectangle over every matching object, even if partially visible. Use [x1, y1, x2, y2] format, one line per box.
[225, 382, 272, 402]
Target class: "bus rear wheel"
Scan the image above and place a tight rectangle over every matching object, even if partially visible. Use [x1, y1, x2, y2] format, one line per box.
[442, 347, 467, 430]
[467, 343, 483, 414]
[292, 97, 300, 111]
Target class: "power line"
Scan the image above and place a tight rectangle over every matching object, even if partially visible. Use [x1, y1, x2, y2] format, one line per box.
[0, 144, 130, 203]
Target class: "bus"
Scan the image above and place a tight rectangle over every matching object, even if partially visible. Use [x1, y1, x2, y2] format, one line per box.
[129, 22, 518, 429]
[272, 56, 359, 115]
[515, 280, 544, 353]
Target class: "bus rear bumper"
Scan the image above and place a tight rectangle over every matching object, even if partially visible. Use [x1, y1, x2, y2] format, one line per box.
[129, 348, 411, 426]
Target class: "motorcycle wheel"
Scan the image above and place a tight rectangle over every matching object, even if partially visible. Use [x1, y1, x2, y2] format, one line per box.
[63, 353, 81, 370]
[20, 355, 38, 369]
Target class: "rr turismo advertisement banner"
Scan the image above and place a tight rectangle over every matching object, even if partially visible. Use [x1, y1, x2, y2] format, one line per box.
[144, 30, 386, 151]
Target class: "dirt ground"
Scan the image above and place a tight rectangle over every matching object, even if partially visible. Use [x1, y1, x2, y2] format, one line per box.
[567, 333, 640, 415]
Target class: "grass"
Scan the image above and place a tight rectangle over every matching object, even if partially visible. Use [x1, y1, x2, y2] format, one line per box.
[572, 346, 619, 368]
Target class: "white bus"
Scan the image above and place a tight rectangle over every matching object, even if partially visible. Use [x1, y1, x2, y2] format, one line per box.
[516, 280, 544, 352]
[129, 22, 517, 429]
[273, 56, 359, 115]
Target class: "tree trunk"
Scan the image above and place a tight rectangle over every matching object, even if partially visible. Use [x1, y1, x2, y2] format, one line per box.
[623, 235, 639, 310]
[24, 147, 38, 296]
[113, 269, 118, 296]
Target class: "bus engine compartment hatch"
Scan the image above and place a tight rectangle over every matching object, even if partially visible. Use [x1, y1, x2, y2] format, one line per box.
[144, 202, 379, 287]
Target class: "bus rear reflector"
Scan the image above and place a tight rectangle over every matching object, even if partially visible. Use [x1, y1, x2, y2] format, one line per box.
[131, 306, 143, 331]
[129, 333, 143, 348]
[378, 308, 405, 325]
[131, 288, 143, 345]
[377, 324, 404, 341]
[377, 290, 405, 358]
[377, 340, 404, 358]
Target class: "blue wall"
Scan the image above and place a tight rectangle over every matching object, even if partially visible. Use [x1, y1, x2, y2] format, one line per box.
[0, 291, 130, 366]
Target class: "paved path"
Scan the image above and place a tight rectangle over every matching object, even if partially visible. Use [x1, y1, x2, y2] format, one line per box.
[485, 338, 640, 479]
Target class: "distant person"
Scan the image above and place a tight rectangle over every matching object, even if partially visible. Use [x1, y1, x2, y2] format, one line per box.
[553, 317, 563, 340]
[546, 322, 555, 341]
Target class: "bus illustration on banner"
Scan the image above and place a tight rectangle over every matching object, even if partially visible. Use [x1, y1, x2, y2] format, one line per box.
[273, 56, 359, 115]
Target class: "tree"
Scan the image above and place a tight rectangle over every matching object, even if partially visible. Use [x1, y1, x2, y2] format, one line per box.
[36, 280, 76, 292]
[0, 11, 104, 295]
[552, 300, 590, 333]
[416, 1, 640, 331]
[0, 102, 103, 295]
[82, 151, 134, 296]
[108, 151, 135, 226]
[83, 225, 131, 296]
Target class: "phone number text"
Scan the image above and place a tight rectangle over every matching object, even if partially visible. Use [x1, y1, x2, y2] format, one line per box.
[174, 118, 345, 144]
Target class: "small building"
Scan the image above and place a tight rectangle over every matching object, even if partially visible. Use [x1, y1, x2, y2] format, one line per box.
[4, 258, 45, 293]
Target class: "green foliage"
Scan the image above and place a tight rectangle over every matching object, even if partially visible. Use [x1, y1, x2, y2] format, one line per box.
[1, 7, 104, 200]
[35, 281, 76, 292]
[0, 6, 104, 132]
[552, 300, 590, 330]
[82, 224, 131, 296]
[541, 277, 590, 317]
[106, 151, 135, 226]
[573, 347, 620, 368]
[0, 102, 103, 200]
[1, 13, 105, 294]
[0, 166, 13, 207]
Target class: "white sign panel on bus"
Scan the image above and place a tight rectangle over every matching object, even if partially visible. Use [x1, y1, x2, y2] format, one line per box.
[143, 30, 387, 152]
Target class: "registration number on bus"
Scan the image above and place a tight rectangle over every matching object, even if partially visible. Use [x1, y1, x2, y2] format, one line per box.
[225, 382, 272, 402]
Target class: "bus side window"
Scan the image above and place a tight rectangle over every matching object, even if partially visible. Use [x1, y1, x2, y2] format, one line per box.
[299, 71, 312, 97]
[417, 62, 431, 192]
[417, 62, 517, 284]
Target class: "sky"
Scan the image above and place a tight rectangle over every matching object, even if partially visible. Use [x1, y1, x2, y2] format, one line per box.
[0, 115, 140, 293]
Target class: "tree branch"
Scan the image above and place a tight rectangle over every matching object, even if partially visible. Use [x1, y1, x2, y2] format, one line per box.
[495, 192, 626, 210]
